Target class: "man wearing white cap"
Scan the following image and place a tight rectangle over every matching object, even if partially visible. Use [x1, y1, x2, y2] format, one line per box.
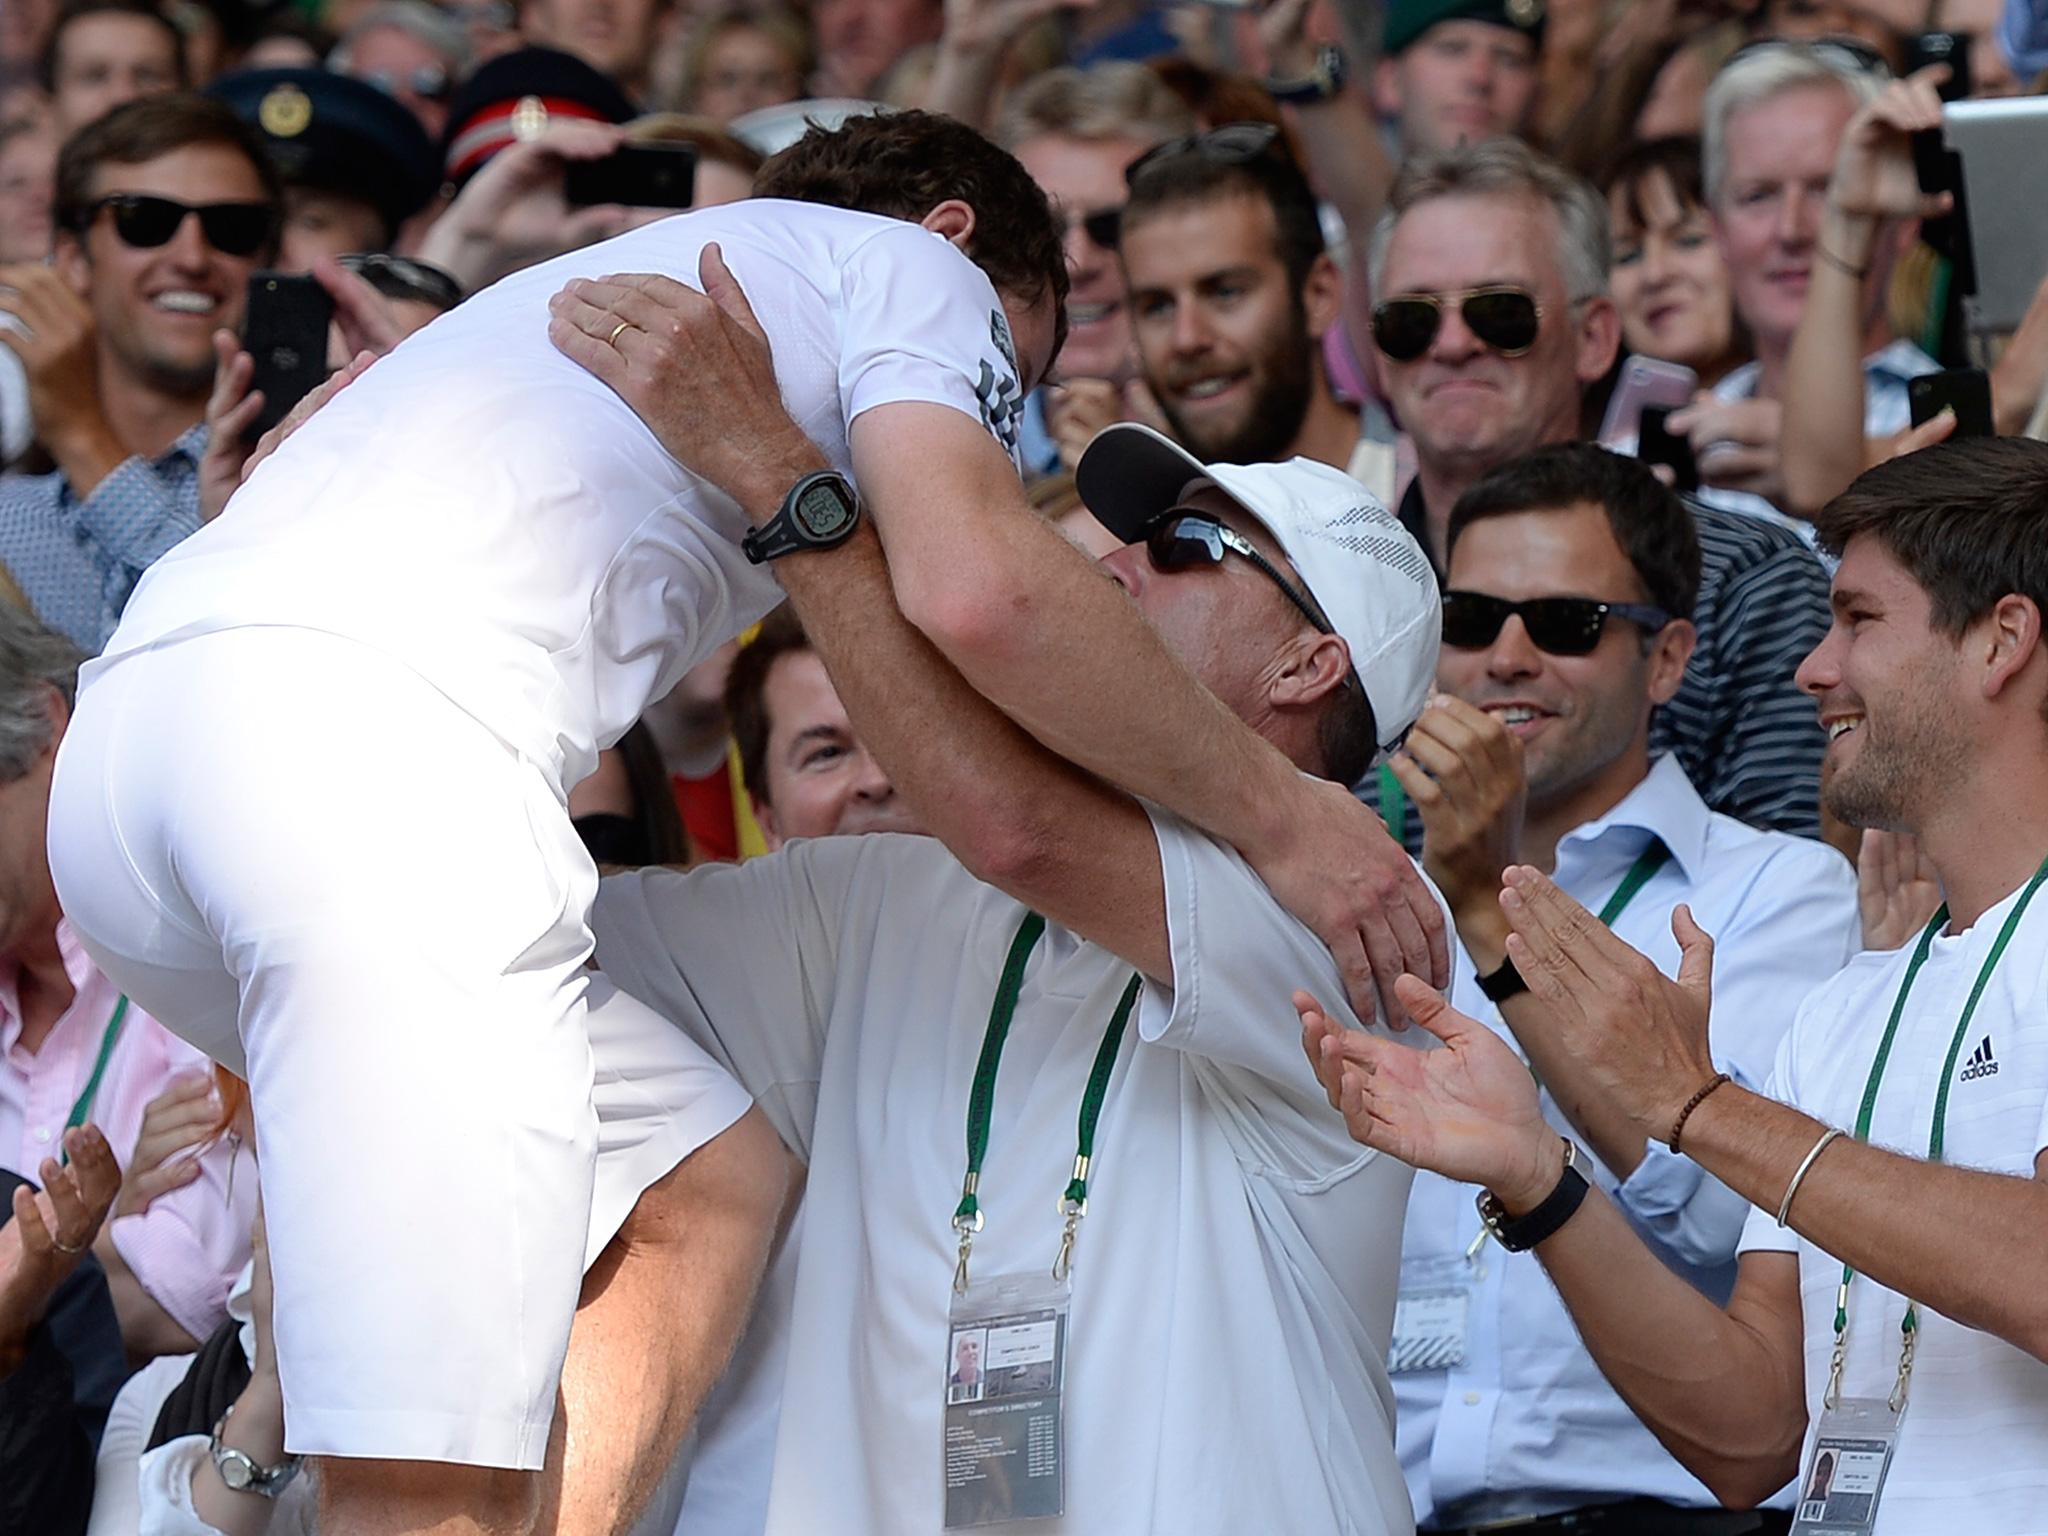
[586, 400, 1444, 1531]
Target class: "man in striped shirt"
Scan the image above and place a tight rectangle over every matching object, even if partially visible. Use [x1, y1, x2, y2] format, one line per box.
[1363, 138, 1830, 841]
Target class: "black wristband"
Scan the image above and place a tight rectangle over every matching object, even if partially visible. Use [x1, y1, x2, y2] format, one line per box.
[1476, 1140, 1590, 1253]
[1475, 953, 1528, 1004]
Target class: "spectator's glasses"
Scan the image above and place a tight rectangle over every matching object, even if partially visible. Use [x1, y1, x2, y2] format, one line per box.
[1064, 205, 1124, 250]
[1441, 590, 1673, 655]
[361, 64, 452, 101]
[74, 194, 276, 256]
[1124, 122, 1284, 188]
[1371, 287, 1544, 362]
[338, 252, 465, 311]
[1724, 34, 1893, 81]
[1144, 511, 1332, 634]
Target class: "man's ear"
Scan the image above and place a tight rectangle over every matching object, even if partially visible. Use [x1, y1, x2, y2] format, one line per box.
[1371, 55, 1403, 121]
[1302, 251, 1344, 342]
[54, 229, 91, 298]
[1574, 295, 1622, 386]
[752, 795, 785, 853]
[1645, 617, 1697, 707]
[919, 199, 978, 252]
[1271, 630, 1352, 711]
[1979, 593, 2045, 706]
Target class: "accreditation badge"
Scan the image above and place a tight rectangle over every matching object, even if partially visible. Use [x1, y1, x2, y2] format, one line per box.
[1789, 1397, 1902, 1536]
[1390, 1252, 1476, 1374]
[943, 1271, 1069, 1528]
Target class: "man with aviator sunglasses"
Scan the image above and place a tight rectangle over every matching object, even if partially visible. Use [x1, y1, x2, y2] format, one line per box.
[0, 94, 279, 654]
[1381, 443, 1856, 1536]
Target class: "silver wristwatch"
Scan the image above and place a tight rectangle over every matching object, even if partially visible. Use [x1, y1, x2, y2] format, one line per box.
[210, 1404, 303, 1498]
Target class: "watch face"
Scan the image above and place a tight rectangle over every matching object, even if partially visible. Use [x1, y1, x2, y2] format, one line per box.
[221, 1456, 253, 1491]
[794, 480, 853, 539]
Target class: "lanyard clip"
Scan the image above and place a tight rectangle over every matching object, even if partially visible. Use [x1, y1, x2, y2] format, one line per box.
[1052, 1198, 1084, 1284]
[1824, 1332, 1847, 1411]
[1890, 1308, 1920, 1414]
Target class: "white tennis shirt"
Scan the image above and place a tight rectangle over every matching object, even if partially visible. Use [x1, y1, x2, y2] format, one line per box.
[96, 202, 1027, 789]
[1740, 869, 2048, 1535]
[592, 817, 1428, 1535]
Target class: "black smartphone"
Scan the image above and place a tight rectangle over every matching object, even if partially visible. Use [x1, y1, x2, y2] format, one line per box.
[1905, 30, 1973, 103]
[1908, 367, 1995, 437]
[242, 272, 333, 441]
[562, 143, 698, 209]
[1638, 405, 1699, 492]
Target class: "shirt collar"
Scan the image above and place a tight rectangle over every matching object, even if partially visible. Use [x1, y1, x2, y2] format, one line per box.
[1554, 753, 1713, 884]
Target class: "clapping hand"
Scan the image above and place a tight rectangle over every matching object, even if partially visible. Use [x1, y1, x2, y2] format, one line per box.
[1857, 829, 1944, 952]
[1498, 866, 1720, 1140]
[1297, 979, 1558, 1202]
[0, 1126, 121, 1363]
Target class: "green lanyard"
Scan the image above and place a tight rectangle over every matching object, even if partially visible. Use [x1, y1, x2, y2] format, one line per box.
[951, 913, 1142, 1291]
[1596, 841, 1671, 925]
[1378, 764, 1409, 849]
[1825, 856, 2048, 1407]
[64, 994, 130, 1135]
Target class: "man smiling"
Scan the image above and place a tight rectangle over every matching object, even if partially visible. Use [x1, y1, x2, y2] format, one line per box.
[0, 94, 277, 653]
[1383, 443, 1855, 1533]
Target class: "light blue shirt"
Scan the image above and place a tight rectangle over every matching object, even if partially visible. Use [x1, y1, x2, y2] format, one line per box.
[1397, 754, 1860, 1528]
[0, 422, 206, 653]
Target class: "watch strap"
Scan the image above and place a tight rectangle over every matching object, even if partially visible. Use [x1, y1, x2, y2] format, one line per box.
[210, 1405, 302, 1498]
[1475, 953, 1529, 1004]
[1266, 44, 1345, 104]
[741, 519, 801, 564]
[1475, 1139, 1589, 1252]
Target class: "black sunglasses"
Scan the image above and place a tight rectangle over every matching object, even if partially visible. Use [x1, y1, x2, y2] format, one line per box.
[1371, 286, 1543, 363]
[1145, 510, 1331, 633]
[1125, 122, 1284, 188]
[339, 252, 465, 312]
[74, 194, 276, 257]
[1441, 590, 1673, 656]
[1064, 205, 1123, 250]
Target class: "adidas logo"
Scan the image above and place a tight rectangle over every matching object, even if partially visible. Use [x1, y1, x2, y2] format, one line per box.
[1961, 1035, 2001, 1082]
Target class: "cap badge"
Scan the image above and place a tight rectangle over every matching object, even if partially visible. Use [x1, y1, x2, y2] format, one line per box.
[1505, 0, 1543, 28]
[511, 95, 551, 140]
[259, 83, 313, 138]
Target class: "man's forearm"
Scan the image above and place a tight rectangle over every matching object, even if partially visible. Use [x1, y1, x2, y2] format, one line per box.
[1780, 209, 1877, 516]
[757, 513, 1170, 974]
[1525, 1187, 1807, 1506]
[1679, 1085, 2048, 1360]
[93, 1229, 199, 1361]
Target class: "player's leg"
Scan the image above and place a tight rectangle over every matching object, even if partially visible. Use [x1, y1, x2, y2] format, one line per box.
[533, 978, 798, 1536]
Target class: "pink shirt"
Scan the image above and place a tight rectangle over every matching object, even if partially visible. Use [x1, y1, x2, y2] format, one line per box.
[0, 919, 255, 1342]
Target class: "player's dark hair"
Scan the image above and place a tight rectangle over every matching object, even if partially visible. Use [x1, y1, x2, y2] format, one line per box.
[756, 109, 1069, 363]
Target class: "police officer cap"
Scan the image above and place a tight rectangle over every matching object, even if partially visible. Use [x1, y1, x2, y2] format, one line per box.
[209, 67, 438, 237]
[439, 47, 636, 186]
[1383, 0, 1546, 56]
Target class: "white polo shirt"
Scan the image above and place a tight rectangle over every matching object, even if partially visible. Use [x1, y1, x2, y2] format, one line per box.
[592, 815, 1430, 1536]
[94, 202, 1027, 791]
[1399, 755, 1859, 1527]
[1740, 867, 2048, 1536]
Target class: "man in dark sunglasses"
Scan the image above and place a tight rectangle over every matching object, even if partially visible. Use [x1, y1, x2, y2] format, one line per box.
[1358, 138, 1834, 845]
[1376, 442, 1859, 1536]
[0, 93, 278, 654]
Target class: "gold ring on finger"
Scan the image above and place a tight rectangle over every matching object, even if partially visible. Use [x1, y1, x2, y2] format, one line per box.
[608, 318, 633, 348]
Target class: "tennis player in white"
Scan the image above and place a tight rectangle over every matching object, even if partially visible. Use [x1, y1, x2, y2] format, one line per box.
[45, 111, 1445, 1536]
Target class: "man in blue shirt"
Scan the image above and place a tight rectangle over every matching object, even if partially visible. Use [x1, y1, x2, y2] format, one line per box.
[0, 93, 277, 652]
[1387, 444, 1857, 1536]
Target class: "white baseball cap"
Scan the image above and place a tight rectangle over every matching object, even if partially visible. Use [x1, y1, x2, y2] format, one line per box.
[1076, 424, 1441, 756]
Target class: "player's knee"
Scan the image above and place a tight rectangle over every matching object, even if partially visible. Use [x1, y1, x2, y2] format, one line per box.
[316, 1455, 541, 1534]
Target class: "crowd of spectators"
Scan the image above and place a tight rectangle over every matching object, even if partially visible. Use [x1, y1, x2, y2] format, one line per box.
[6, 0, 2048, 1532]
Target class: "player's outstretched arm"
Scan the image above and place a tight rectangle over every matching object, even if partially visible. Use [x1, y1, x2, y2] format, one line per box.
[549, 251, 1447, 1023]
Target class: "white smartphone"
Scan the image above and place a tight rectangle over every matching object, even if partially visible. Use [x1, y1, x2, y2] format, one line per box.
[1598, 356, 1700, 450]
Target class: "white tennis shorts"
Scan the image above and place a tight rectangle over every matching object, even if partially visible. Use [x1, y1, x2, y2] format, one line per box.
[49, 626, 753, 1470]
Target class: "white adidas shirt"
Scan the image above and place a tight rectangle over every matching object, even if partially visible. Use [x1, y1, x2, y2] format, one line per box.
[1740, 872, 2048, 1535]
[93, 202, 1027, 790]
[593, 818, 1426, 1536]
